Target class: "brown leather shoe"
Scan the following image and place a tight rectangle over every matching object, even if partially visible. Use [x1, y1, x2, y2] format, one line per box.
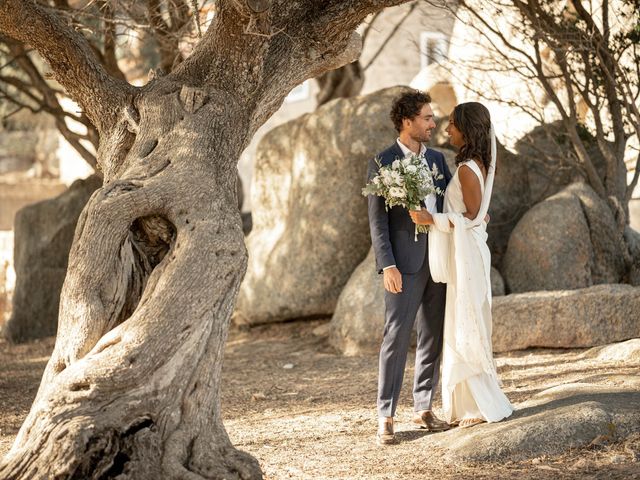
[376, 418, 396, 445]
[412, 410, 451, 432]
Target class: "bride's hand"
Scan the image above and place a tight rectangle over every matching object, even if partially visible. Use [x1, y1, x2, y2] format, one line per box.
[409, 209, 433, 225]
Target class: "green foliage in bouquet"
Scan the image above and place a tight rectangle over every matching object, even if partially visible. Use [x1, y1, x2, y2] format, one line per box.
[362, 153, 444, 234]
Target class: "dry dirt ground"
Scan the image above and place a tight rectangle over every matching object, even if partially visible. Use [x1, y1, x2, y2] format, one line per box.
[1, 319, 639, 480]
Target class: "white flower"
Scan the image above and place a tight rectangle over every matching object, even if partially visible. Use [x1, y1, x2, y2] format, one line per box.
[389, 187, 405, 198]
[363, 154, 441, 210]
[391, 171, 404, 185]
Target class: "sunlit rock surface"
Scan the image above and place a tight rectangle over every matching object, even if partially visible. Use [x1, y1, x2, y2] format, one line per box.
[235, 87, 406, 325]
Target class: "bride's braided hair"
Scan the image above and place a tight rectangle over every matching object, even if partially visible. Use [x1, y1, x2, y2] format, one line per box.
[452, 102, 492, 172]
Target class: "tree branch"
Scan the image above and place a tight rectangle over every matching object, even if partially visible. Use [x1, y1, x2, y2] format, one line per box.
[172, 0, 414, 138]
[0, 85, 44, 114]
[570, 0, 626, 169]
[362, 1, 418, 71]
[146, 0, 193, 72]
[627, 150, 640, 202]
[0, 0, 135, 134]
[0, 74, 43, 106]
[54, 117, 98, 169]
[100, 0, 127, 81]
[2, 37, 100, 157]
[361, 10, 384, 45]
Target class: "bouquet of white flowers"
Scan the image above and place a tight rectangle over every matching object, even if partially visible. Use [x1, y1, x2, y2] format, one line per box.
[363, 153, 444, 240]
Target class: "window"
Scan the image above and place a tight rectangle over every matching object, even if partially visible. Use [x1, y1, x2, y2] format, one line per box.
[285, 80, 310, 103]
[420, 32, 448, 69]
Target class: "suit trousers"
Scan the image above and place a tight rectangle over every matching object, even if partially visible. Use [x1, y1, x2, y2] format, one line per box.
[377, 247, 447, 418]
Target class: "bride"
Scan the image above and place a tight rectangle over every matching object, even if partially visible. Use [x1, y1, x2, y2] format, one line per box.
[409, 102, 513, 428]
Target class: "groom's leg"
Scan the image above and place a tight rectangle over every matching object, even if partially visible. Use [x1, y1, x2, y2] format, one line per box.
[413, 269, 447, 412]
[377, 270, 426, 418]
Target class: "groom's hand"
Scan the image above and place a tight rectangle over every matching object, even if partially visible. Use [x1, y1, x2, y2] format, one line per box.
[383, 267, 402, 294]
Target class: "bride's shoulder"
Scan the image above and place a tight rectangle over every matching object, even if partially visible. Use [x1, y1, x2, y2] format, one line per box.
[457, 159, 475, 167]
[457, 161, 485, 187]
[457, 159, 483, 173]
[454, 159, 475, 173]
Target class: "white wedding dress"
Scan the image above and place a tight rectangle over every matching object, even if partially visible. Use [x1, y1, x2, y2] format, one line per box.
[430, 159, 513, 424]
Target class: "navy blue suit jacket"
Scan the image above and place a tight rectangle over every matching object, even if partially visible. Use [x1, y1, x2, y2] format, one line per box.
[367, 142, 453, 274]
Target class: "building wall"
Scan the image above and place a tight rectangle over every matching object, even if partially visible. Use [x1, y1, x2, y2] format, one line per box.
[359, 4, 455, 97]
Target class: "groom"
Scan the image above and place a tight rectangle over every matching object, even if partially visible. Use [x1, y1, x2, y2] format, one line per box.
[367, 90, 452, 445]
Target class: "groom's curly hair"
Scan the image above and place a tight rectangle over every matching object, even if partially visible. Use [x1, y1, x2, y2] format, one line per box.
[390, 90, 432, 133]
[452, 102, 492, 172]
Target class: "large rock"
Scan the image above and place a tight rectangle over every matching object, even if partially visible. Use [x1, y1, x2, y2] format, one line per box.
[330, 248, 385, 355]
[2, 175, 102, 342]
[581, 338, 640, 363]
[515, 122, 608, 204]
[503, 187, 591, 292]
[436, 386, 640, 463]
[331, 264, 640, 355]
[576, 184, 629, 284]
[0, 180, 67, 231]
[502, 182, 627, 293]
[421, 337, 640, 463]
[235, 87, 405, 325]
[624, 225, 640, 286]
[492, 284, 640, 352]
[486, 143, 531, 268]
[490, 266, 505, 296]
[330, 248, 506, 356]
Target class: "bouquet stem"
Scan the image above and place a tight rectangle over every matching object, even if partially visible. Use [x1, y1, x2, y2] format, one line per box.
[412, 206, 430, 241]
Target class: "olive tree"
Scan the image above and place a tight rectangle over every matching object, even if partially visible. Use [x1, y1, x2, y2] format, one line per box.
[0, 1, 410, 478]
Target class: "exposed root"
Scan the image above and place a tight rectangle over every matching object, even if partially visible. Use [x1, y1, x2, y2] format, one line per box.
[0, 417, 161, 480]
[163, 433, 263, 480]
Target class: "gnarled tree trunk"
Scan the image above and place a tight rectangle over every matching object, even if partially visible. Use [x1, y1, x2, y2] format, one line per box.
[2, 77, 257, 480]
[0, 1, 411, 478]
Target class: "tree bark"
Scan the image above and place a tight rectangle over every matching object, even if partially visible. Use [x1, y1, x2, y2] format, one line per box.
[1, 79, 257, 480]
[315, 61, 364, 107]
[0, 1, 412, 478]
